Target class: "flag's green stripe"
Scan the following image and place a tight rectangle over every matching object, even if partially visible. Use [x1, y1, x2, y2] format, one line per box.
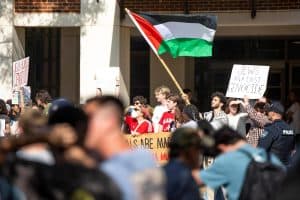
[158, 38, 213, 58]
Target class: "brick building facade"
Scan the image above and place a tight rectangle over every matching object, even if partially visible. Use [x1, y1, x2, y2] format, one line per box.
[123, 0, 300, 12]
[15, 0, 81, 13]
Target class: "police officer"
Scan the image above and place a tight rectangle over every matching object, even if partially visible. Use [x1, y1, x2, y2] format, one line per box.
[258, 102, 295, 166]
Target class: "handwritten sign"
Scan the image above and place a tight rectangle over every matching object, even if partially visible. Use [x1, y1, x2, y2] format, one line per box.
[226, 64, 270, 99]
[126, 132, 171, 164]
[13, 57, 30, 88]
[0, 120, 5, 137]
[12, 91, 20, 105]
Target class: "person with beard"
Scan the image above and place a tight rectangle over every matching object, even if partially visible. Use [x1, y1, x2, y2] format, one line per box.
[202, 92, 228, 200]
[203, 92, 228, 131]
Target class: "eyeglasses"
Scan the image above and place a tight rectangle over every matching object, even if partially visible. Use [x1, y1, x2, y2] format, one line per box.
[134, 102, 141, 105]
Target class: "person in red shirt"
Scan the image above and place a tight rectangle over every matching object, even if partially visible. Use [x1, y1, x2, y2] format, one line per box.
[131, 107, 154, 134]
[124, 106, 138, 133]
[159, 94, 182, 132]
[125, 96, 150, 134]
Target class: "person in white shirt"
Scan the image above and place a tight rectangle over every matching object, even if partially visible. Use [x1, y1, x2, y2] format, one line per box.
[152, 85, 170, 132]
[226, 98, 248, 136]
[286, 91, 300, 144]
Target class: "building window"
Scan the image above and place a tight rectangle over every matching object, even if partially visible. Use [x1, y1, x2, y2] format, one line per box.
[130, 37, 150, 103]
[25, 28, 61, 98]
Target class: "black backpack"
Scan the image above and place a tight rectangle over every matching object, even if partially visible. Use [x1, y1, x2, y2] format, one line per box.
[238, 149, 286, 200]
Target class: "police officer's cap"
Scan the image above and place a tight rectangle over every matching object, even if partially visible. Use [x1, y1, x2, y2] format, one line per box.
[265, 101, 284, 115]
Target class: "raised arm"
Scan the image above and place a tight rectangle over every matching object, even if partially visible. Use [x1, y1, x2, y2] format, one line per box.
[235, 97, 270, 128]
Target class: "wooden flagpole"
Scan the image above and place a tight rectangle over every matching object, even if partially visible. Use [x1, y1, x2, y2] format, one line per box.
[125, 8, 190, 104]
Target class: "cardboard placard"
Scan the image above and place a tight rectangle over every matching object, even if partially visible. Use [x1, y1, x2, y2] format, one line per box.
[13, 57, 30, 88]
[12, 91, 20, 105]
[226, 64, 270, 99]
[94, 67, 120, 97]
[0, 119, 5, 137]
[22, 86, 31, 106]
[126, 132, 171, 164]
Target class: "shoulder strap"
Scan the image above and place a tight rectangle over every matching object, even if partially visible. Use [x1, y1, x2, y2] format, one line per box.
[238, 148, 271, 162]
[238, 148, 253, 159]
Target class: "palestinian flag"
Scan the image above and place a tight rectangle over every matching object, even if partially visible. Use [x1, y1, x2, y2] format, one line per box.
[126, 9, 217, 58]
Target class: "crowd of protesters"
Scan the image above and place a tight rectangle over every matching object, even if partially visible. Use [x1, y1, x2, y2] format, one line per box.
[0, 86, 298, 200]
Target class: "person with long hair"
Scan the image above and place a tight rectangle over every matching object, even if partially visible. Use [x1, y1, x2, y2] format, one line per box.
[131, 106, 153, 134]
[226, 98, 248, 136]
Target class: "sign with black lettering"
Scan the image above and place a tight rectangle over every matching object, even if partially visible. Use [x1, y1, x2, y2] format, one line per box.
[226, 64, 270, 99]
[13, 57, 30, 88]
[126, 133, 171, 164]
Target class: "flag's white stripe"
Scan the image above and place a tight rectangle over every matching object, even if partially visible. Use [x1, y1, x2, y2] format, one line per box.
[154, 22, 216, 42]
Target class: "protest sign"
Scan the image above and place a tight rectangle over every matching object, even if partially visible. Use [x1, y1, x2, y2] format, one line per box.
[94, 67, 120, 97]
[126, 133, 171, 164]
[13, 57, 30, 88]
[0, 120, 5, 137]
[12, 91, 20, 105]
[22, 86, 31, 106]
[226, 64, 270, 99]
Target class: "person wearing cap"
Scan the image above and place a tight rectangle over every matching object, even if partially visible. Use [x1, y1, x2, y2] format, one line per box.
[257, 101, 295, 166]
[164, 128, 203, 200]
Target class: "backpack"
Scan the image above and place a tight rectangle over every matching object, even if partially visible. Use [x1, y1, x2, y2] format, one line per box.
[238, 149, 286, 200]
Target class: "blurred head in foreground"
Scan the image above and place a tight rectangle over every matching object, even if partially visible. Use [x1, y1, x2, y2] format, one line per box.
[169, 128, 203, 169]
[85, 96, 125, 158]
[212, 126, 246, 156]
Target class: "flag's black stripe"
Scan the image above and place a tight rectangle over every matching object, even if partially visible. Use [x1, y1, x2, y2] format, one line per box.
[139, 13, 217, 30]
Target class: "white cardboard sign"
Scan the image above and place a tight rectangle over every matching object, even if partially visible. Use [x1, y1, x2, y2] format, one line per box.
[94, 67, 120, 97]
[13, 57, 30, 88]
[0, 119, 5, 137]
[226, 64, 270, 99]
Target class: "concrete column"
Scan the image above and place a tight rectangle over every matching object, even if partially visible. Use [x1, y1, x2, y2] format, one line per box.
[119, 26, 131, 106]
[60, 28, 80, 104]
[80, 0, 121, 103]
[0, 0, 13, 100]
